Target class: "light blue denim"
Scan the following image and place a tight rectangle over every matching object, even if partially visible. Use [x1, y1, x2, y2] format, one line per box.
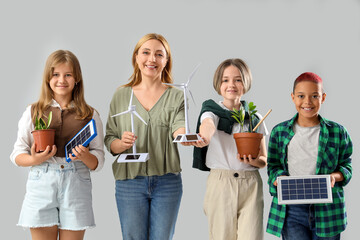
[115, 173, 183, 240]
[282, 204, 340, 240]
[18, 161, 95, 230]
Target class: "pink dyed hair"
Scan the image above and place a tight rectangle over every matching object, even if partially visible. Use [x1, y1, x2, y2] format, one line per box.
[293, 72, 323, 92]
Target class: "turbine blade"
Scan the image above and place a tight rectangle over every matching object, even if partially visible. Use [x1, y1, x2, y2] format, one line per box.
[129, 90, 134, 108]
[111, 110, 130, 118]
[133, 111, 147, 125]
[187, 63, 201, 85]
[187, 88, 196, 106]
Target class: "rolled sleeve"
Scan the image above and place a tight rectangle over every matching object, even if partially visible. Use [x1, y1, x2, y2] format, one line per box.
[267, 128, 288, 196]
[337, 127, 353, 186]
[10, 106, 34, 166]
[89, 110, 105, 172]
[104, 91, 121, 156]
[200, 111, 216, 123]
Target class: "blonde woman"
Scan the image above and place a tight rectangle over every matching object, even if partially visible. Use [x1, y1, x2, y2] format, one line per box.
[10, 50, 105, 240]
[105, 33, 185, 240]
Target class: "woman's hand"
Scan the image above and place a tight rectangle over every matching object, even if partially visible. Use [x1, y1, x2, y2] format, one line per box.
[120, 131, 137, 150]
[110, 131, 138, 155]
[30, 143, 57, 165]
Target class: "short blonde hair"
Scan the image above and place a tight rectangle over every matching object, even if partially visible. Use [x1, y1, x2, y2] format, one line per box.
[213, 58, 252, 95]
[32, 50, 93, 121]
[124, 33, 173, 87]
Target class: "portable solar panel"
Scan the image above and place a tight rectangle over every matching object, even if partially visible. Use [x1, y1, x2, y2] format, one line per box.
[277, 175, 333, 205]
[116, 152, 149, 163]
[172, 134, 202, 142]
[65, 119, 97, 162]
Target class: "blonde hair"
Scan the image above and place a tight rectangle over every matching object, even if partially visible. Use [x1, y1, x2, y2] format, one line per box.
[32, 50, 93, 122]
[123, 33, 173, 87]
[213, 58, 252, 95]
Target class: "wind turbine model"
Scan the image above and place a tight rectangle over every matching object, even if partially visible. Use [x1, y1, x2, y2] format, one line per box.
[164, 63, 202, 143]
[111, 90, 149, 162]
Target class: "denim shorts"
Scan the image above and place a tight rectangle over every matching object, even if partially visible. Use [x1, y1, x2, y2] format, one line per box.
[18, 161, 95, 230]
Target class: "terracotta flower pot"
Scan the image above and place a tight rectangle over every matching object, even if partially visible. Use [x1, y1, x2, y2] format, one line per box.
[233, 132, 263, 159]
[31, 129, 56, 152]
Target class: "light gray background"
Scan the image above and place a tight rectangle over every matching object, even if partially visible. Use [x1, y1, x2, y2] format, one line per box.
[1, 0, 359, 239]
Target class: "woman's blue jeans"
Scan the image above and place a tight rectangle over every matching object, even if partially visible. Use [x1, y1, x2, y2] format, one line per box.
[282, 204, 340, 240]
[115, 173, 183, 240]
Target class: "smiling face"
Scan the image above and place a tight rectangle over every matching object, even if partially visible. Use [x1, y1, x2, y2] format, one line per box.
[291, 81, 326, 126]
[49, 63, 75, 104]
[219, 65, 244, 109]
[135, 39, 168, 82]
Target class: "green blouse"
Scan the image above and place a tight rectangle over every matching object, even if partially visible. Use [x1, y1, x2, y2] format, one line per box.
[105, 86, 185, 180]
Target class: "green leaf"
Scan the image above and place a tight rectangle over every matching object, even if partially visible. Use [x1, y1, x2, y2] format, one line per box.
[240, 112, 245, 121]
[39, 118, 46, 130]
[46, 111, 52, 129]
[35, 117, 39, 130]
[232, 115, 240, 123]
[250, 110, 258, 116]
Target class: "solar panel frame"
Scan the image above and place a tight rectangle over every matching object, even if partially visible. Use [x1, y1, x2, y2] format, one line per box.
[65, 119, 97, 162]
[277, 175, 333, 205]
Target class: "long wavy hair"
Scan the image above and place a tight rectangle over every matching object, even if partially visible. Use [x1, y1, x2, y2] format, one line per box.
[123, 33, 173, 87]
[32, 50, 93, 122]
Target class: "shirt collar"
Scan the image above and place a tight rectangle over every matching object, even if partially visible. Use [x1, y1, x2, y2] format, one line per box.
[49, 99, 75, 110]
[218, 101, 230, 111]
[287, 113, 331, 128]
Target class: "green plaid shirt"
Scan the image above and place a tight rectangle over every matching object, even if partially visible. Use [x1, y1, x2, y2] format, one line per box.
[266, 114, 353, 237]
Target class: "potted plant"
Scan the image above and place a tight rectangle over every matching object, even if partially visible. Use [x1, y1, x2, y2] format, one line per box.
[31, 111, 56, 152]
[231, 102, 271, 159]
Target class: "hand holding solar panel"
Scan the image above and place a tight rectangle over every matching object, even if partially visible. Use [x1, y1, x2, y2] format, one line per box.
[111, 90, 149, 163]
[65, 119, 97, 163]
[163, 63, 202, 143]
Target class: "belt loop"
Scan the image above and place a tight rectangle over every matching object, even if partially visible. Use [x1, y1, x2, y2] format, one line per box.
[44, 162, 49, 173]
[71, 161, 76, 172]
[218, 170, 222, 180]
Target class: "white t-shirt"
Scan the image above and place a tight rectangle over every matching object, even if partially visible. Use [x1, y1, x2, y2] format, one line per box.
[287, 123, 320, 176]
[200, 101, 268, 171]
[10, 100, 105, 172]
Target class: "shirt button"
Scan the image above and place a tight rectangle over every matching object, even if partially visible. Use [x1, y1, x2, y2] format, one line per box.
[234, 173, 239, 178]
[61, 165, 64, 169]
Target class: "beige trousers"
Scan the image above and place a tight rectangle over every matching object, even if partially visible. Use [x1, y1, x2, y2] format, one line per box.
[204, 169, 264, 240]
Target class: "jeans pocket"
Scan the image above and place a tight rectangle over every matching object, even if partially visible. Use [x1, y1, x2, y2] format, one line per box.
[28, 168, 43, 181]
[75, 167, 91, 182]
